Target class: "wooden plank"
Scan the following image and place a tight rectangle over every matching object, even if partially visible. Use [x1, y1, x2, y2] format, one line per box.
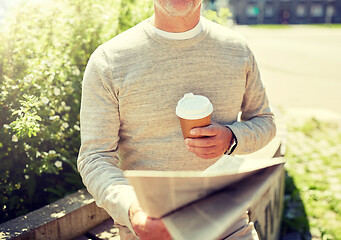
[0, 189, 110, 240]
[74, 235, 92, 240]
[87, 219, 120, 240]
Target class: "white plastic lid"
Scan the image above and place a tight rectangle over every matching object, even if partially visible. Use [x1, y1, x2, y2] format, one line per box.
[176, 93, 213, 120]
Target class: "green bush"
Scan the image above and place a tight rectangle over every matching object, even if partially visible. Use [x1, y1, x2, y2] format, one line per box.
[203, 7, 232, 26]
[0, 0, 153, 223]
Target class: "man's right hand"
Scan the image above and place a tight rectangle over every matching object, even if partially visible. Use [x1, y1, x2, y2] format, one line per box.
[129, 200, 172, 240]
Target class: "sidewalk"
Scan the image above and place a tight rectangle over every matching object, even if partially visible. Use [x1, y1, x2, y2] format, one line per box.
[233, 25, 341, 115]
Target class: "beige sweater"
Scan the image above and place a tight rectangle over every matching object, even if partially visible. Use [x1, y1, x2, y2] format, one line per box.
[77, 17, 276, 233]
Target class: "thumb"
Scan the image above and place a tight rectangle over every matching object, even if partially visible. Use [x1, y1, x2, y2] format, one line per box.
[190, 124, 219, 137]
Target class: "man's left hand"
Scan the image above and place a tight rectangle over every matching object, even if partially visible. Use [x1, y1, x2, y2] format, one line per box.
[184, 122, 233, 159]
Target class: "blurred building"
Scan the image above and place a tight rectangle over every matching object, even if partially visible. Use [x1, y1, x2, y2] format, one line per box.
[213, 0, 341, 24]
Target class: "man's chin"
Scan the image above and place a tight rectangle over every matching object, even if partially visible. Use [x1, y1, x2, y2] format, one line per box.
[162, 1, 199, 17]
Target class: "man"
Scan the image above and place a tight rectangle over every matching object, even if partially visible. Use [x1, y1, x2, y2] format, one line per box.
[77, 0, 276, 239]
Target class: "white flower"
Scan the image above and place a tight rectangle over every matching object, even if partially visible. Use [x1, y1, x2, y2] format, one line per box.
[54, 88, 61, 96]
[49, 115, 60, 121]
[62, 122, 69, 129]
[73, 124, 80, 131]
[12, 135, 18, 142]
[48, 150, 56, 155]
[54, 161, 62, 168]
[72, 67, 81, 76]
[23, 74, 33, 84]
[41, 97, 49, 104]
[24, 175, 30, 180]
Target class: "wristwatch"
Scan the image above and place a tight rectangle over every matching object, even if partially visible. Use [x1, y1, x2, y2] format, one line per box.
[225, 127, 237, 155]
[226, 136, 237, 155]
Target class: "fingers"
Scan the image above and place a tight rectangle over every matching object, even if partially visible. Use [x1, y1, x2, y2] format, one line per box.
[187, 142, 223, 159]
[185, 137, 216, 148]
[132, 215, 172, 240]
[190, 124, 219, 137]
[140, 218, 172, 240]
[185, 135, 224, 155]
[184, 135, 221, 159]
[130, 201, 172, 240]
[184, 122, 232, 159]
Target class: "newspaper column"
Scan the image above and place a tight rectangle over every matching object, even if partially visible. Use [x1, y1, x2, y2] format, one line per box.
[248, 167, 285, 240]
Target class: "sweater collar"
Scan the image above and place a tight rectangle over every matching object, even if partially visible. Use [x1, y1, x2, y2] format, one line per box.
[142, 16, 209, 47]
[148, 17, 203, 40]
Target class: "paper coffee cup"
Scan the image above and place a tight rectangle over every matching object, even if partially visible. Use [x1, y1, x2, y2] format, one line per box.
[176, 93, 213, 139]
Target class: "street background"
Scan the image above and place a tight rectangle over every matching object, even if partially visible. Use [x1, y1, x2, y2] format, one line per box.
[233, 25, 341, 121]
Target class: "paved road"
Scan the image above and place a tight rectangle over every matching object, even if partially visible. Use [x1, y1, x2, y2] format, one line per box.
[233, 25, 341, 116]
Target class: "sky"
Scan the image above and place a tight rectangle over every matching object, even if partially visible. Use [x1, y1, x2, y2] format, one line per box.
[0, 0, 45, 23]
[0, 0, 23, 22]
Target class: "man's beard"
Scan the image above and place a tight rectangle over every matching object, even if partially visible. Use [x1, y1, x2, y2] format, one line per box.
[154, 0, 201, 17]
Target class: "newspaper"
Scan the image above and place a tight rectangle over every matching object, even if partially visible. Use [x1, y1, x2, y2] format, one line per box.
[124, 155, 285, 240]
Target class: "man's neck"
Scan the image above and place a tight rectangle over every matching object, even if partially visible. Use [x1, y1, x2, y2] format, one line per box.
[151, 4, 201, 33]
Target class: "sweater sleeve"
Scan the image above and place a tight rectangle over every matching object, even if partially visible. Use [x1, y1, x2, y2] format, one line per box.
[227, 47, 276, 155]
[77, 47, 137, 233]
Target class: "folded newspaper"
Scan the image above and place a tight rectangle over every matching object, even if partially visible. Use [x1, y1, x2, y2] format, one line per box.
[124, 155, 285, 240]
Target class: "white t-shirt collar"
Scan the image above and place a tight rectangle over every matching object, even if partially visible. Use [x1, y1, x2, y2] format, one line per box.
[149, 17, 203, 40]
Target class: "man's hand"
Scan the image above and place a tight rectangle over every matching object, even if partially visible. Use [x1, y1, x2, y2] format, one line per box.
[184, 122, 233, 159]
[129, 200, 172, 240]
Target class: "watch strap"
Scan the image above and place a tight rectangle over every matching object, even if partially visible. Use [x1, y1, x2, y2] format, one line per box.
[224, 127, 237, 155]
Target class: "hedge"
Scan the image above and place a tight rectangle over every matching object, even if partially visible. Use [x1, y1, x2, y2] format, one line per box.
[0, 0, 154, 223]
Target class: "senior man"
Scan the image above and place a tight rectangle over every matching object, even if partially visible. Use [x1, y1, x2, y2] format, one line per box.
[77, 0, 275, 239]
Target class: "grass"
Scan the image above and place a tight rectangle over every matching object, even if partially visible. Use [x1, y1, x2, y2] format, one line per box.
[282, 117, 341, 239]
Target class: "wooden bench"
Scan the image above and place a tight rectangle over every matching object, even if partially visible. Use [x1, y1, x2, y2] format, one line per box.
[0, 189, 111, 240]
[0, 112, 286, 240]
